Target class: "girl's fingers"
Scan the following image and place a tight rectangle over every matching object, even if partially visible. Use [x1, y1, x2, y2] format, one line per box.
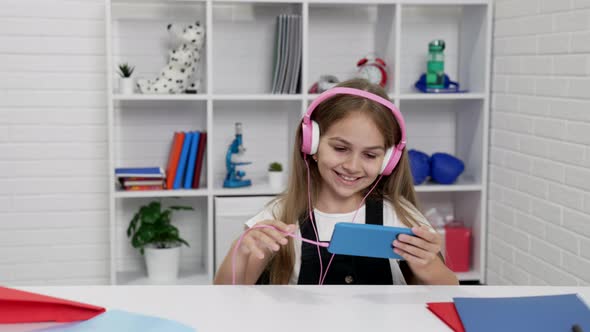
[412, 226, 441, 245]
[398, 230, 441, 253]
[272, 221, 297, 235]
[393, 239, 436, 262]
[260, 227, 289, 245]
[241, 221, 297, 259]
[396, 234, 438, 253]
[242, 236, 266, 259]
[393, 247, 428, 266]
[250, 231, 281, 252]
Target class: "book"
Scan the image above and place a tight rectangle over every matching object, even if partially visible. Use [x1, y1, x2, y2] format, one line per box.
[165, 132, 185, 189]
[453, 294, 590, 332]
[290, 15, 302, 94]
[192, 131, 207, 189]
[0, 286, 105, 323]
[173, 132, 193, 189]
[125, 185, 164, 191]
[122, 180, 164, 187]
[183, 131, 200, 189]
[115, 167, 164, 178]
[271, 15, 284, 93]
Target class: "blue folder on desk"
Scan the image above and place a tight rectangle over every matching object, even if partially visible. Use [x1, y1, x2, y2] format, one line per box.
[33, 309, 195, 332]
[453, 294, 590, 332]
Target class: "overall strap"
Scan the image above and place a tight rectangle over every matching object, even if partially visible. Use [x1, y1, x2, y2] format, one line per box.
[298, 199, 394, 285]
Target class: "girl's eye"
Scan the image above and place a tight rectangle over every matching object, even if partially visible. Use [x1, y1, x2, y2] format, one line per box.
[334, 146, 347, 152]
[365, 153, 377, 159]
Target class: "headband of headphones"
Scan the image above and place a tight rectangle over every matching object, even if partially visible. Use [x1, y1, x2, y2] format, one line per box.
[301, 87, 407, 176]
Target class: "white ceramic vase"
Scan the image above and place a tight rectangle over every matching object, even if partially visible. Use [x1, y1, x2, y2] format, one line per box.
[144, 245, 180, 283]
[268, 171, 284, 190]
[119, 77, 135, 94]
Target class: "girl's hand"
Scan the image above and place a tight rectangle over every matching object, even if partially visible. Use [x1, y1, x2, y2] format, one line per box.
[238, 220, 296, 260]
[392, 225, 442, 269]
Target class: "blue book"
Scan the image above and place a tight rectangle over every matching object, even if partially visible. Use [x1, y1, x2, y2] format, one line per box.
[454, 294, 590, 332]
[173, 132, 193, 189]
[115, 167, 164, 178]
[183, 131, 200, 189]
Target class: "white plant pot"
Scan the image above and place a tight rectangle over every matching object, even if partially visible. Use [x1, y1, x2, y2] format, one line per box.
[119, 77, 135, 94]
[268, 171, 284, 190]
[144, 245, 180, 283]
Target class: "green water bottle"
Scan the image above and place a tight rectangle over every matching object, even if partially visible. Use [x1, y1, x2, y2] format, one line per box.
[426, 39, 445, 89]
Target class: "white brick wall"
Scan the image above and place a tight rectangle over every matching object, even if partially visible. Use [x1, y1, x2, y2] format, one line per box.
[488, 0, 590, 286]
[0, 0, 109, 285]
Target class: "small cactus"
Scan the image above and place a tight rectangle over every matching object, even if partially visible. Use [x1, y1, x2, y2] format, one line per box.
[268, 162, 283, 172]
[118, 63, 135, 78]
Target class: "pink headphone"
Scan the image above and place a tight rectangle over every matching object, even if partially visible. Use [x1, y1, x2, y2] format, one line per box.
[301, 87, 407, 176]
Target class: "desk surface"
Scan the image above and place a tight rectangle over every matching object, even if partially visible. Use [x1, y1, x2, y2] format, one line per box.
[3, 285, 590, 332]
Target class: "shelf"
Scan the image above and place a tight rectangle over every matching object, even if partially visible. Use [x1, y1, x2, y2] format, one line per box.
[456, 270, 480, 282]
[212, 2, 302, 94]
[112, 0, 207, 4]
[113, 94, 305, 101]
[307, 93, 398, 101]
[415, 179, 482, 192]
[399, 92, 486, 100]
[106, 0, 491, 286]
[112, 94, 208, 101]
[114, 188, 209, 198]
[212, 94, 303, 101]
[117, 268, 209, 285]
[213, 182, 284, 196]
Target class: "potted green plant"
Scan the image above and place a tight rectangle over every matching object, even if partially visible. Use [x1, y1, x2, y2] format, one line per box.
[117, 62, 135, 94]
[127, 201, 192, 283]
[268, 161, 284, 190]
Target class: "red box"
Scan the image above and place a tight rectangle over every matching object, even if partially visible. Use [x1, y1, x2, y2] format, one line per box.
[444, 223, 471, 272]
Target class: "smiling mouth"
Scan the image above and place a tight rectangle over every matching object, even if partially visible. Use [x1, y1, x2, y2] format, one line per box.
[334, 171, 361, 184]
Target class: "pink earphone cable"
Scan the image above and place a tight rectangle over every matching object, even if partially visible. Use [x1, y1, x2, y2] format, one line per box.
[303, 154, 325, 284]
[319, 174, 384, 285]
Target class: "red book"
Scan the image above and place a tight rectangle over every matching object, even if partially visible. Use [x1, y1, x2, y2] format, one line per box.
[0, 286, 105, 323]
[192, 131, 207, 188]
[165, 132, 185, 190]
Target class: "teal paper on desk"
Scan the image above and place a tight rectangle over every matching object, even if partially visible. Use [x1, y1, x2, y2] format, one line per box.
[32, 309, 195, 332]
[454, 294, 590, 332]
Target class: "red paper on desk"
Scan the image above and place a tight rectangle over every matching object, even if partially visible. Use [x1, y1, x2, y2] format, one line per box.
[427, 302, 465, 332]
[0, 286, 105, 323]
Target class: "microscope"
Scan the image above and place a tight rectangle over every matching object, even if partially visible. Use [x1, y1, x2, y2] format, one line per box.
[223, 122, 252, 188]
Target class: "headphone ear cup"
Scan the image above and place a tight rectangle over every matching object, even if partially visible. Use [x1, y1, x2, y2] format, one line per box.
[301, 120, 320, 155]
[380, 147, 402, 176]
[309, 120, 320, 155]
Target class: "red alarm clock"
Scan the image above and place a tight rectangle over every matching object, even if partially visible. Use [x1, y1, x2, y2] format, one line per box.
[357, 55, 388, 88]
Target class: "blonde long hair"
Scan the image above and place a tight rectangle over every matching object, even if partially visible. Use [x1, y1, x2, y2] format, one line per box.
[267, 78, 421, 284]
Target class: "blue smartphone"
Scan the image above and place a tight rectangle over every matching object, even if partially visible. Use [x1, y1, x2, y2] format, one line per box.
[327, 222, 415, 259]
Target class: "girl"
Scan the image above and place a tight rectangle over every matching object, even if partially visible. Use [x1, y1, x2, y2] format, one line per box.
[215, 78, 458, 285]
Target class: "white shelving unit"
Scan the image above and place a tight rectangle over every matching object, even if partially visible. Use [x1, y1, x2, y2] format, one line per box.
[105, 0, 492, 285]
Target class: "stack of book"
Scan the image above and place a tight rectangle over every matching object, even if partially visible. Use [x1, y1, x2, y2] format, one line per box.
[271, 14, 302, 94]
[115, 167, 165, 191]
[114, 130, 207, 192]
[165, 131, 207, 190]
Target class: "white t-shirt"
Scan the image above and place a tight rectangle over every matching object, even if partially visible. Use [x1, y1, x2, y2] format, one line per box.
[245, 199, 429, 285]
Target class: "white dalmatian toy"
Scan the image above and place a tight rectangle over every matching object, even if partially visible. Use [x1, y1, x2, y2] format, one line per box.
[136, 22, 205, 94]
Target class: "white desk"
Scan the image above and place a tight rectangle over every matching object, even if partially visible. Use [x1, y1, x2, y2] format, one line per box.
[3, 285, 590, 332]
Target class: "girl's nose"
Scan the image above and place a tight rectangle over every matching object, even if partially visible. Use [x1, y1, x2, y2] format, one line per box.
[342, 154, 361, 173]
